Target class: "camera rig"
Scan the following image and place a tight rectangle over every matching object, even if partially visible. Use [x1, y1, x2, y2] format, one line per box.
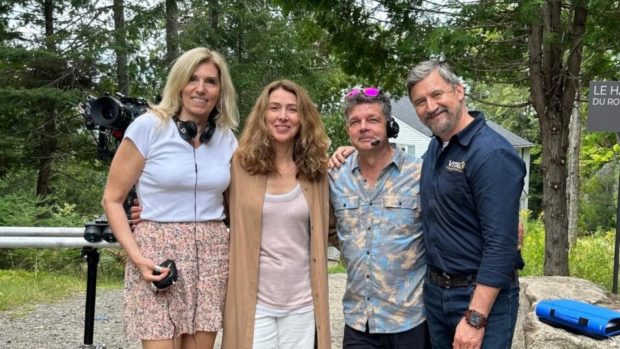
[77, 92, 148, 348]
[80, 92, 148, 242]
[81, 93, 149, 161]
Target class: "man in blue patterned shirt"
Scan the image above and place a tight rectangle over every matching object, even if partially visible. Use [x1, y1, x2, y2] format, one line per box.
[329, 88, 429, 348]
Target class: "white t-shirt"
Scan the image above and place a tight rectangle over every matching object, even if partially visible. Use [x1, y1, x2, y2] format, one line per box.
[124, 113, 237, 222]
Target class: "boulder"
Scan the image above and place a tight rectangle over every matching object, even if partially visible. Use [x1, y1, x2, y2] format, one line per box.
[516, 276, 620, 349]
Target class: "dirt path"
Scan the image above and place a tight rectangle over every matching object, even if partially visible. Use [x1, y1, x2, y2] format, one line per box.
[0, 273, 346, 349]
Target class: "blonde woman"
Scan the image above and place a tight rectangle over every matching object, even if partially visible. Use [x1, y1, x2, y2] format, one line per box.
[102, 47, 238, 349]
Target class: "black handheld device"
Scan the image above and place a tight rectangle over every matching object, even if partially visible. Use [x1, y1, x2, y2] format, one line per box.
[152, 259, 178, 291]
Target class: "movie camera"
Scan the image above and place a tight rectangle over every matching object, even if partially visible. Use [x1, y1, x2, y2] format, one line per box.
[80, 93, 147, 243]
[81, 93, 149, 161]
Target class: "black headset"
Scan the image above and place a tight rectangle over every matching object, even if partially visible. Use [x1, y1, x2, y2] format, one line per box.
[387, 117, 400, 138]
[173, 116, 216, 145]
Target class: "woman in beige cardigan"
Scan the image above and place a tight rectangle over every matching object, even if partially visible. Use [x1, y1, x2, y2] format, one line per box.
[222, 80, 332, 349]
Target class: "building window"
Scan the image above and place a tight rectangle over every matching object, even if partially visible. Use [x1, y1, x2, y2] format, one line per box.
[396, 144, 415, 155]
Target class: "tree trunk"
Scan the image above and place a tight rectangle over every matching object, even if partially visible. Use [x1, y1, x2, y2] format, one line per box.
[567, 103, 581, 247]
[165, 0, 179, 65]
[528, 0, 588, 276]
[35, 0, 57, 199]
[210, 0, 219, 32]
[113, 0, 129, 95]
[43, 0, 54, 51]
[36, 108, 57, 198]
[539, 110, 571, 276]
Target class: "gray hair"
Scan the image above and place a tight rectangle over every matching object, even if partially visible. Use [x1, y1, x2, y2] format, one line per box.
[343, 89, 392, 121]
[406, 60, 461, 99]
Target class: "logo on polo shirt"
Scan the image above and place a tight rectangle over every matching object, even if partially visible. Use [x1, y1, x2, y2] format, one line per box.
[446, 160, 465, 173]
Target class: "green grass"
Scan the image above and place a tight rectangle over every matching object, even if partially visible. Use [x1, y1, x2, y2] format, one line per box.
[0, 269, 123, 312]
[328, 260, 347, 274]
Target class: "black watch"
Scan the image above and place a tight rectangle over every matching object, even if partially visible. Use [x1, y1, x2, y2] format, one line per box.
[464, 309, 487, 329]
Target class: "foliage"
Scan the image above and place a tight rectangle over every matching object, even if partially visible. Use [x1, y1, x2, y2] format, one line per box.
[579, 162, 617, 233]
[520, 218, 545, 277]
[323, 112, 349, 154]
[521, 217, 615, 291]
[0, 1, 351, 226]
[570, 230, 615, 291]
[327, 261, 347, 274]
[0, 168, 103, 224]
[578, 132, 620, 233]
[277, 0, 620, 276]
[580, 132, 619, 180]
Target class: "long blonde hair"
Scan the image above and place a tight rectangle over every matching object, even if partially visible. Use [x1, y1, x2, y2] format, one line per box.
[237, 80, 329, 181]
[150, 47, 239, 129]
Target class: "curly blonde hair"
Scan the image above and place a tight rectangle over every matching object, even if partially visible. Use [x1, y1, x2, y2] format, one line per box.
[150, 47, 239, 129]
[237, 80, 329, 181]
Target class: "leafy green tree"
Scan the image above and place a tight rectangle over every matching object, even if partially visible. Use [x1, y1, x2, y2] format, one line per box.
[579, 162, 617, 233]
[278, 0, 620, 276]
[0, 0, 352, 224]
[0, 1, 109, 220]
[578, 132, 620, 233]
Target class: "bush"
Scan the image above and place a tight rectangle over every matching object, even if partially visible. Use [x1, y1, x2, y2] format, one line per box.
[520, 216, 615, 291]
[520, 218, 544, 277]
[579, 162, 617, 234]
[570, 231, 615, 291]
[0, 184, 123, 279]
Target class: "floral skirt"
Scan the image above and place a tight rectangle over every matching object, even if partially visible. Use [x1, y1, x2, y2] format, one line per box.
[123, 220, 229, 340]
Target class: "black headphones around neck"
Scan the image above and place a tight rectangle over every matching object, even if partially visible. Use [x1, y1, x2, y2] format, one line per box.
[387, 117, 400, 138]
[173, 116, 216, 145]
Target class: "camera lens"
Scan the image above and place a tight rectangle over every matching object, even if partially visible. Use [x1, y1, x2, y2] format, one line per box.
[84, 224, 102, 243]
[102, 225, 116, 243]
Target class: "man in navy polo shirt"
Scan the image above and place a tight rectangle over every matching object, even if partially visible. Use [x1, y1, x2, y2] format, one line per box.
[406, 60, 525, 349]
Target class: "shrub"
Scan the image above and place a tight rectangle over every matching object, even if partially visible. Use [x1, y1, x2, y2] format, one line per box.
[520, 216, 615, 291]
[579, 162, 617, 234]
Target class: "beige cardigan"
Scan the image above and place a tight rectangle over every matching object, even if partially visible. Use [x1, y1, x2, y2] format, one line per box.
[222, 154, 332, 349]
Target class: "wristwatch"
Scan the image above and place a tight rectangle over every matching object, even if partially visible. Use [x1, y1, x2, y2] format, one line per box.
[464, 309, 487, 329]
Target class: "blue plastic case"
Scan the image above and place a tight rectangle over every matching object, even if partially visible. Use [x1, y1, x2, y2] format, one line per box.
[536, 299, 620, 339]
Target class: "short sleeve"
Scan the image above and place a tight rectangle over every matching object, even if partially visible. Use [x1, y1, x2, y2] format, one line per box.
[123, 113, 159, 158]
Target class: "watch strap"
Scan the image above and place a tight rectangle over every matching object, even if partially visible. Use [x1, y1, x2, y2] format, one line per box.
[464, 309, 488, 329]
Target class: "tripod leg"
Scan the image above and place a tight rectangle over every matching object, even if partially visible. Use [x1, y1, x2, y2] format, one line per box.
[81, 247, 100, 347]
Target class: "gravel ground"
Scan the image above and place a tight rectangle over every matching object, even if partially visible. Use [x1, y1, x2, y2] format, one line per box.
[0, 273, 346, 349]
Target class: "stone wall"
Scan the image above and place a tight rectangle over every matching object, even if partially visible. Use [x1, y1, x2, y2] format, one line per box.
[515, 276, 620, 349]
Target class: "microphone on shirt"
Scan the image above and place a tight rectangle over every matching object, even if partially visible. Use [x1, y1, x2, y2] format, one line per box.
[370, 139, 380, 146]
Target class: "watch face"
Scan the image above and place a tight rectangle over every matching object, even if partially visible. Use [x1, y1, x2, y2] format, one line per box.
[470, 313, 482, 325]
[466, 309, 486, 328]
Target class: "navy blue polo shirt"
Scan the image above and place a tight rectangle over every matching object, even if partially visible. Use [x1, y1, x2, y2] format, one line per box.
[420, 111, 525, 289]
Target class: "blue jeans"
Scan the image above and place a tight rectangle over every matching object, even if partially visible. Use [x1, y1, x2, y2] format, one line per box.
[423, 275, 519, 349]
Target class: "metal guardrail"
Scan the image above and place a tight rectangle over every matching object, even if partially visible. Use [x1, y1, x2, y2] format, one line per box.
[0, 225, 119, 349]
[0, 227, 119, 249]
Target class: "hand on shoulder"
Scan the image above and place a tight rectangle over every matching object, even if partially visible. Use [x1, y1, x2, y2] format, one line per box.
[328, 146, 355, 169]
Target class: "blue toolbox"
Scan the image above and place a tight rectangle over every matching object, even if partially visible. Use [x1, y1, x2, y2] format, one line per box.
[536, 299, 620, 339]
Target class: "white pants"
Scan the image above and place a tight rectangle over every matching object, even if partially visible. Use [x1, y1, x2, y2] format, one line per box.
[252, 309, 315, 349]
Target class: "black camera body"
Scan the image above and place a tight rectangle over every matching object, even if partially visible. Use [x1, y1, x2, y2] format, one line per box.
[84, 216, 116, 243]
[152, 259, 178, 291]
[82, 93, 149, 133]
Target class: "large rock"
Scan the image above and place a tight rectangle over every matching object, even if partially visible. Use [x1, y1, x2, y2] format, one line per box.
[516, 276, 620, 349]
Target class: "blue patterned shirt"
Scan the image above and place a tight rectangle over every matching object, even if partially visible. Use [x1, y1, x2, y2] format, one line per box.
[329, 148, 426, 333]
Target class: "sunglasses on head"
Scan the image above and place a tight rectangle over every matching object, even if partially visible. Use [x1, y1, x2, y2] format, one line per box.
[345, 87, 382, 99]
